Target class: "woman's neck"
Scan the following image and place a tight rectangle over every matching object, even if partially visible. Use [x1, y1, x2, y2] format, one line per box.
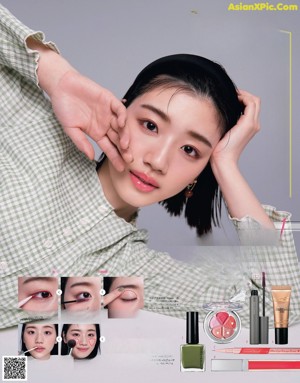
[97, 159, 138, 222]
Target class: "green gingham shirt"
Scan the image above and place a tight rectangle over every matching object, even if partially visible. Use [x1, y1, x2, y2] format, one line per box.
[1, 4, 300, 329]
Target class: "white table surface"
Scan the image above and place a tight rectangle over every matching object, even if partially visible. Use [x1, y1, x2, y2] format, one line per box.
[1, 310, 300, 383]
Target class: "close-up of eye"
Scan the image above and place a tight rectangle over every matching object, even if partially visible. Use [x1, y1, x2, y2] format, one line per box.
[32, 291, 52, 299]
[70, 332, 80, 338]
[181, 145, 199, 158]
[87, 333, 96, 338]
[120, 290, 138, 302]
[142, 120, 157, 132]
[76, 292, 92, 301]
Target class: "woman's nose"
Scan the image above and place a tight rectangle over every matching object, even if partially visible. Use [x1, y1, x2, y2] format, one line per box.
[35, 333, 44, 343]
[143, 142, 170, 174]
[79, 335, 87, 345]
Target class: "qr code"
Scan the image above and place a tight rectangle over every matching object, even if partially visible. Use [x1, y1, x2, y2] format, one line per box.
[2, 356, 27, 381]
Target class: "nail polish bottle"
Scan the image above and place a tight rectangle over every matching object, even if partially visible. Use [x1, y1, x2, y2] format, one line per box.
[180, 311, 205, 372]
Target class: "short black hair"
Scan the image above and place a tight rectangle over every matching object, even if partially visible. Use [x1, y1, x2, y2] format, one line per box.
[61, 323, 101, 359]
[98, 54, 243, 235]
[21, 323, 58, 356]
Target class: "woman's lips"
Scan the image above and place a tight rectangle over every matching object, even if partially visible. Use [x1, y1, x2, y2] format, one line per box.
[34, 347, 45, 352]
[76, 347, 90, 352]
[129, 171, 159, 192]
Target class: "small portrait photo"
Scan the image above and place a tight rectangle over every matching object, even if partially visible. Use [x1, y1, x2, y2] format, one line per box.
[18, 277, 58, 314]
[19, 323, 58, 360]
[61, 323, 101, 359]
[103, 276, 144, 318]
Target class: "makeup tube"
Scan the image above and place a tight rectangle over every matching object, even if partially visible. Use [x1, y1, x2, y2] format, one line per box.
[271, 285, 291, 345]
[250, 290, 259, 344]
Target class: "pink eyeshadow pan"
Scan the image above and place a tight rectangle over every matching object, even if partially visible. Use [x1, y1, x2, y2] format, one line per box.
[205, 310, 241, 343]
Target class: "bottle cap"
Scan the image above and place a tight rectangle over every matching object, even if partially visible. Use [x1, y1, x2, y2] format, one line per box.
[251, 290, 258, 296]
[275, 327, 288, 344]
[186, 311, 199, 344]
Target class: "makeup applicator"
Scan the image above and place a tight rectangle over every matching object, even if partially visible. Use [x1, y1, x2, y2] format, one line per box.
[67, 339, 76, 356]
[259, 272, 269, 344]
[19, 347, 37, 355]
[61, 298, 91, 305]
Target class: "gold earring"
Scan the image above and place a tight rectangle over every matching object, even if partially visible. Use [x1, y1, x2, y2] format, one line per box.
[185, 180, 197, 198]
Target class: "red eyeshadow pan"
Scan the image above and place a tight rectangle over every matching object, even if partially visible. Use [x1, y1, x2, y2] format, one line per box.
[204, 307, 241, 343]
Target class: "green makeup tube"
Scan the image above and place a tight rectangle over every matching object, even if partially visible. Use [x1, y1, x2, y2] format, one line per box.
[180, 312, 205, 372]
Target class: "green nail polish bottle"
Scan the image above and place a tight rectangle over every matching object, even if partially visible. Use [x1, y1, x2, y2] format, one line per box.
[180, 311, 205, 372]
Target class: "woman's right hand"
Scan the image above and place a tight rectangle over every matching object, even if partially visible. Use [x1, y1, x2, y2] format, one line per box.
[27, 36, 131, 171]
[51, 69, 131, 171]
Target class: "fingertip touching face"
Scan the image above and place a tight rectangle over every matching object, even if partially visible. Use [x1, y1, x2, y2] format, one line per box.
[107, 276, 144, 318]
[104, 86, 222, 211]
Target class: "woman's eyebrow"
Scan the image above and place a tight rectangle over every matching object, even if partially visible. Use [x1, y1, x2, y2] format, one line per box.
[187, 130, 212, 148]
[140, 104, 170, 122]
[69, 281, 94, 288]
[115, 284, 141, 290]
[22, 277, 56, 285]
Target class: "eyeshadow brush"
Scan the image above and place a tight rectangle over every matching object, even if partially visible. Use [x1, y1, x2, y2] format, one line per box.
[18, 295, 33, 308]
[19, 346, 37, 355]
[61, 298, 91, 304]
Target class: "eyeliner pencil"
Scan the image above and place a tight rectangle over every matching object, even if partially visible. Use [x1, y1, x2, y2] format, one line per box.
[215, 347, 300, 354]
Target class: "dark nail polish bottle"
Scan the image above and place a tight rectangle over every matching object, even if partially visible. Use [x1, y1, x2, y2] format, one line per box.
[180, 311, 205, 372]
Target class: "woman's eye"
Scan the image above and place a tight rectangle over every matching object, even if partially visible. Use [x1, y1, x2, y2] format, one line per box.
[76, 292, 92, 301]
[142, 121, 157, 132]
[32, 291, 52, 299]
[27, 331, 35, 335]
[71, 333, 79, 337]
[88, 333, 95, 338]
[120, 290, 138, 302]
[181, 145, 199, 158]
[44, 331, 53, 336]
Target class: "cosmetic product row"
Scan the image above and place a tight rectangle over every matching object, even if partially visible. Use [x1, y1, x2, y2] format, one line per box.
[250, 272, 291, 345]
[180, 282, 293, 372]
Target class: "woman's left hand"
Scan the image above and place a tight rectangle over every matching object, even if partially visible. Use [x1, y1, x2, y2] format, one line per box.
[210, 90, 260, 166]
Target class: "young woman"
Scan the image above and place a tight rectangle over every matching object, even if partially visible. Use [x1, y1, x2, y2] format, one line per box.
[20, 323, 58, 360]
[1, 4, 299, 329]
[61, 324, 100, 359]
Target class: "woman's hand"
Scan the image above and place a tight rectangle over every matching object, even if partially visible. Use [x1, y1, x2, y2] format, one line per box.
[27, 37, 131, 171]
[209, 90, 274, 229]
[102, 288, 124, 306]
[51, 69, 131, 171]
[210, 89, 260, 167]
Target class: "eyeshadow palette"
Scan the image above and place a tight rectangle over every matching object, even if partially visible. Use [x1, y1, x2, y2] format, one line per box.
[203, 302, 242, 343]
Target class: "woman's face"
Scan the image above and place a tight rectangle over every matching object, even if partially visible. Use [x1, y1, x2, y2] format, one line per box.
[23, 324, 57, 360]
[63, 277, 101, 311]
[106, 87, 221, 210]
[63, 324, 97, 359]
[107, 276, 144, 318]
[18, 277, 58, 312]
